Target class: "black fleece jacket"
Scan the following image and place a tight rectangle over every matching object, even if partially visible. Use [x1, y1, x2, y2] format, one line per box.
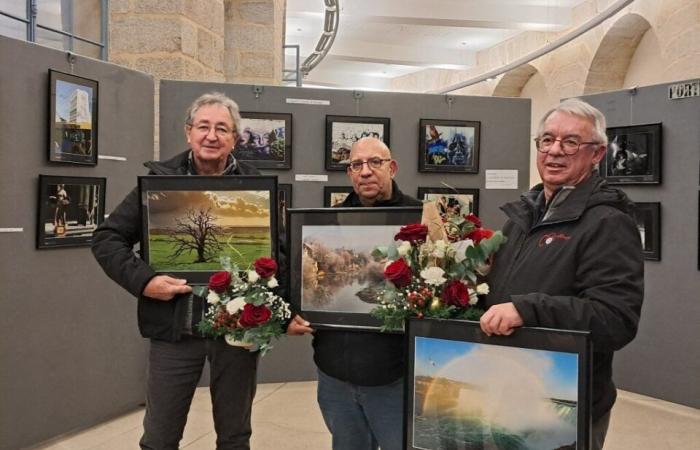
[312, 181, 422, 386]
[485, 173, 644, 420]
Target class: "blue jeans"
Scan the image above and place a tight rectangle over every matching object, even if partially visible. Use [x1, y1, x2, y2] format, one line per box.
[317, 369, 404, 450]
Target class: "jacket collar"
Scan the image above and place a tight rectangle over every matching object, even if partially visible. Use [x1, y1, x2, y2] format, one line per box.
[144, 150, 238, 175]
[341, 180, 407, 207]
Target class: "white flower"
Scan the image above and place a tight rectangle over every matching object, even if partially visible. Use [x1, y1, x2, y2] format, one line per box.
[468, 288, 479, 305]
[248, 271, 259, 283]
[267, 277, 279, 288]
[397, 241, 412, 256]
[432, 240, 447, 258]
[476, 283, 490, 295]
[420, 266, 446, 286]
[226, 296, 247, 314]
[225, 334, 252, 348]
[207, 291, 221, 305]
[451, 239, 474, 263]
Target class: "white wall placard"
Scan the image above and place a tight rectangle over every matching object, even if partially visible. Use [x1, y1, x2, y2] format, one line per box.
[98, 155, 128, 161]
[485, 169, 519, 189]
[295, 174, 329, 182]
[286, 98, 331, 106]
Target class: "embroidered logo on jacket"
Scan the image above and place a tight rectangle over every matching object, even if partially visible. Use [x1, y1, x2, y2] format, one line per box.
[538, 232, 571, 247]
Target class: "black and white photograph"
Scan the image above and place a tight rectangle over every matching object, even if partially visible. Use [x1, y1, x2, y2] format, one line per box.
[325, 115, 390, 171]
[419, 119, 480, 173]
[633, 202, 661, 261]
[235, 112, 292, 169]
[600, 123, 662, 184]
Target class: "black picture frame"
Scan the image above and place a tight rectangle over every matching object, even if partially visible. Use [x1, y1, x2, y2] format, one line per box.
[235, 112, 292, 169]
[138, 175, 278, 285]
[323, 186, 354, 207]
[36, 174, 106, 249]
[418, 118, 480, 173]
[599, 123, 662, 184]
[633, 202, 661, 261]
[278, 183, 293, 236]
[288, 207, 423, 330]
[417, 187, 480, 216]
[48, 69, 99, 165]
[325, 115, 391, 171]
[406, 317, 592, 450]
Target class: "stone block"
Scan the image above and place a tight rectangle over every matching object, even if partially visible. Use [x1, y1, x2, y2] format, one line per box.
[133, 0, 185, 14]
[110, 16, 186, 53]
[109, 0, 131, 13]
[240, 1, 274, 24]
[226, 24, 273, 51]
[185, 0, 225, 35]
[197, 28, 224, 72]
[239, 51, 274, 77]
[130, 54, 188, 80]
[181, 20, 198, 58]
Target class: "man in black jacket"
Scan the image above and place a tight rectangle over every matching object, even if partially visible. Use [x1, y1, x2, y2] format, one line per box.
[92, 92, 260, 450]
[288, 137, 421, 450]
[481, 98, 644, 450]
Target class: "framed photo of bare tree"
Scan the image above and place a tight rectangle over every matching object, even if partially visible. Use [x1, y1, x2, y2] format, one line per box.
[138, 176, 278, 284]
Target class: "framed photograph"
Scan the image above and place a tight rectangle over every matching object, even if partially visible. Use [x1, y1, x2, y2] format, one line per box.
[278, 183, 293, 234]
[325, 115, 390, 171]
[36, 175, 106, 249]
[235, 112, 292, 169]
[600, 123, 662, 184]
[48, 69, 98, 165]
[418, 119, 480, 173]
[323, 186, 354, 207]
[138, 176, 277, 284]
[634, 202, 660, 261]
[288, 207, 422, 330]
[406, 317, 591, 450]
[417, 187, 479, 217]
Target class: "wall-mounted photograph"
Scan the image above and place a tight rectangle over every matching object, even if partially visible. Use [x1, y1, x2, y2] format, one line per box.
[633, 202, 660, 261]
[36, 175, 106, 249]
[323, 186, 354, 207]
[406, 318, 591, 450]
[325, 115, 390, 171]
[48, 69, 98, 165]
[417, 187, 480, 217]
[600, 123, 662, 184]
[418, 119, 480, 173]
[139, 176, 277, 284]
[278, 183, 293, 234]
[235, 112, 292, 169]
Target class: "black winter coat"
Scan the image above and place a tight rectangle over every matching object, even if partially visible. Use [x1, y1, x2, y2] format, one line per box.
[312, 181, 422, 386]
[91, 150, 260, 341]
[485, 173, 644, 420]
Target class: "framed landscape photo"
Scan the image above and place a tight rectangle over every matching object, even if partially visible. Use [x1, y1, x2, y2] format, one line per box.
[36, 175, 106, 249]
[48, 69, 98, 165]
[235, 112, 292, 169]
[600, 123, 662, 184]
[139, 176, 277, 284]
[288, 207, 422, 330]
[323, 186, 354, 207]
[417, 187, 479, 217]
[419, 119, 480, 173]
[633, 202, 660, 261]
[325, 115, 390, 171]
[406, 318, 592, 450]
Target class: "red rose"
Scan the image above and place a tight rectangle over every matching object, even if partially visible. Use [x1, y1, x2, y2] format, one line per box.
[208, 271, 231, 293]
[467, 228, 494, 244]
[253, 257, 277, 278]
[384, 258, 413, 288]
[442, 280, 469, 307]
[394, 223, 428, 243]
[464, 214, 482, 228]
[239, 303, 272, 327]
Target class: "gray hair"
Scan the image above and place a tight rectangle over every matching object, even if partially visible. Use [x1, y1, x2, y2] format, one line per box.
[185, 92, 241, 134]
[537, 98, 608, 145]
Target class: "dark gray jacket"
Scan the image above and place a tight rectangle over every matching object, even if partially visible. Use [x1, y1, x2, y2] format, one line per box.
[485, 173, 644, 420]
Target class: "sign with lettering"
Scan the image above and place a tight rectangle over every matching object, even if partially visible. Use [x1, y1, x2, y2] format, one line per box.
[668, 80, 700, 100]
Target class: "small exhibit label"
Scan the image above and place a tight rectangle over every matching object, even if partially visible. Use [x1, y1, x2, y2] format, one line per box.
[295, 174, 329, 182]
[668, 80, 700, 100]
[0, 228, 23, 233]
[485, 170, 518, 189]
[98, 155, 127, 161]
[286, 98, 331, 106]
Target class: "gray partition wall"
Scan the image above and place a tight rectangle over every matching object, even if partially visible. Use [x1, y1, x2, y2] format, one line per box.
[0, 36, 154, 449]
[581, 83, 700, 409]
[159, 81, 532, 382]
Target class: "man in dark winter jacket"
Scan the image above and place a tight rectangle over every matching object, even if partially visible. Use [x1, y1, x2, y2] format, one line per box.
[92, 92, 260, 450]
[287, 137, 421, 450]
[481, 98, 644, 450]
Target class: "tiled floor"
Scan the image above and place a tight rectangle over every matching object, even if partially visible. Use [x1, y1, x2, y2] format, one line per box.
[29, 382, 700, 449]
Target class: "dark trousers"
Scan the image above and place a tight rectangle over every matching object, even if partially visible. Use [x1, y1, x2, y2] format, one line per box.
[592, 410, 611, 450]
[139, 336, 259, 450]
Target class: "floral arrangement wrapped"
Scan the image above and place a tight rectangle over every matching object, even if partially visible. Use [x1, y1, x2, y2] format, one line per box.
[195, 256, 291, 355]
[370, 202, 505, 331]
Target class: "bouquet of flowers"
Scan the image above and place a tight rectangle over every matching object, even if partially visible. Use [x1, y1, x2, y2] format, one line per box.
[370, 203, 505, 331]
[195, 256, 291, 355]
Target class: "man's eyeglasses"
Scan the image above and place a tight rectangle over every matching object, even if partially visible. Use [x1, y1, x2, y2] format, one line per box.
[534, 136, 599, 156]
[347, 157, 391, 173]
[189, 123, 235, 138]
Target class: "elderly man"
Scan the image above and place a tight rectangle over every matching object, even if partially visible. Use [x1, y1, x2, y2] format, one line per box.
[92, 92, 260, 450]
[481, 98, 644, 450]
[288, 137, 421, 450]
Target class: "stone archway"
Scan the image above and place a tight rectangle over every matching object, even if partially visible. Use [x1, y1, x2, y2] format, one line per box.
[492, 64, 538, 97]
[584, 13, 652, 94]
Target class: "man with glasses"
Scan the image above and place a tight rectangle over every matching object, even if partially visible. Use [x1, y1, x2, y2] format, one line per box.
[287, 137, 421, 450]
[92, 92, 260, 449]
[480, 98, 644, 450]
